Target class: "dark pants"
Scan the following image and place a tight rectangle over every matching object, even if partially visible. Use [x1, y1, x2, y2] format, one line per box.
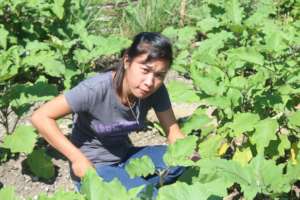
[73, 145, 185, 198]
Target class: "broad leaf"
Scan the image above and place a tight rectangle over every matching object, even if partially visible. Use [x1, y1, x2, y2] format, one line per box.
[26, 149, 55, 179]
[52, 0, 65, 19]
[198, 135, 223, 159]
[229, 113, 260, 137]
[0, 186, 20, 200]
[125, 155, 155, 178]
[0, 25, 9, 49]
[181, 108, 212, 134]
[250, 118, 278, 153]
[157, 182, 222, 200]
[232, 147, 253, 166]
[1, 125, 37, 153]
[37, 189, 85, 200]
[167, 80, 200, 103]
[226, 47, 264, 65]
[80, 169, 104, 200]
[288, 111, 300, 127]
[224, 0, 243, 25]
[164, 136, 198, 167]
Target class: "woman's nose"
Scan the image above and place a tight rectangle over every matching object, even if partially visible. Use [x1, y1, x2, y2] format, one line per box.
[144, 73, 155, 88]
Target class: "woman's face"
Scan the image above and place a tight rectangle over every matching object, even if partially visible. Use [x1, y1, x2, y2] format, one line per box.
[124, 53, 169, 99]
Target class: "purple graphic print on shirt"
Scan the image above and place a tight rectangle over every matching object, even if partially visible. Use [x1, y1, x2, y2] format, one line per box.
[91, 120, 141, 136]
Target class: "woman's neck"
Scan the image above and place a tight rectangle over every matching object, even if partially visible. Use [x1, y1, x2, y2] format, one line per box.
[112, 70, 137, 107]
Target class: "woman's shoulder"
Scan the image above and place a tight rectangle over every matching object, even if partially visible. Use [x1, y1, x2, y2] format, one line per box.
[79, 71, 113, 90]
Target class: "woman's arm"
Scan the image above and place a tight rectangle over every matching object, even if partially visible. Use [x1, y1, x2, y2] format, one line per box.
[156, 108, 201, 161]
[30, 94, 93, 178]
[155, 108, 185, 144]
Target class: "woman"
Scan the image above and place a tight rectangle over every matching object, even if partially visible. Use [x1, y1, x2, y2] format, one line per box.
[30, 32, 191, 196]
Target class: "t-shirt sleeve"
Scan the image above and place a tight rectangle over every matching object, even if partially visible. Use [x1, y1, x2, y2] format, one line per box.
[64, 80, 95, 113]
[150, 84, 172, 112]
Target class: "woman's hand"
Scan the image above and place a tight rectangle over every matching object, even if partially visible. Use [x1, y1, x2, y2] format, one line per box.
[71, 156, 95, 178]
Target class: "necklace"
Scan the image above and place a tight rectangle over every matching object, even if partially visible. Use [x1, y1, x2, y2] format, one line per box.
[126, 95, 140, 124]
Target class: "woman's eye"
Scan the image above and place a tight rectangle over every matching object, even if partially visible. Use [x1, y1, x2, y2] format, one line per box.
[155, 73, 165, 79]
[141, 68, 149, 73]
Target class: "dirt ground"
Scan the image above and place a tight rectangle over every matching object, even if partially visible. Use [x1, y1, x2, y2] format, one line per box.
[0, 70, 199, 200]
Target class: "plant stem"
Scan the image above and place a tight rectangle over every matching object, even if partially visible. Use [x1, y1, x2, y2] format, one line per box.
[179, 0, 187, 27]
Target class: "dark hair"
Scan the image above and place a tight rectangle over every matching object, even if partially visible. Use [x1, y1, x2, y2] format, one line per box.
[113, 32, 173, 95]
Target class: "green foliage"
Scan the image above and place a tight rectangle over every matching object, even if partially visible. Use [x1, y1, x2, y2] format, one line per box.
[250, 118, 279, 154]
[125, 155, 155, 178]
[80, 169, 104, 200]
[119, 0, 181, 36]
[0, 0, 130, 136]
[180, 108, 214, 136]
[162, 0, 300, 198]
[1, 125, 37, 154]
[26, 149, 55, 179]
[163, 136, 198, 167]
[1, 1, 300, 199]
[37, 189, 85, 200]
[166, 80, 200, 103]
[157, 181, 222, 200]
[81, 169, 143, 200]
[0, 186, 20, 200]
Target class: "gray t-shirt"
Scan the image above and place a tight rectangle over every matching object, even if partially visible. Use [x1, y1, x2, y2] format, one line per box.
[64, 71, 171, 167]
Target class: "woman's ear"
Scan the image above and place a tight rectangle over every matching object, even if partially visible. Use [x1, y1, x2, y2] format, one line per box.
[123, 55, 130, 69]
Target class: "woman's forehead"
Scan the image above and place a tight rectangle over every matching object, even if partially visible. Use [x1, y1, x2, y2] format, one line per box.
[133, 53, 169, 66]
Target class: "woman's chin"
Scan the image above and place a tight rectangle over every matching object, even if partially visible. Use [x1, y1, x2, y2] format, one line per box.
[134, 89, 152, 99]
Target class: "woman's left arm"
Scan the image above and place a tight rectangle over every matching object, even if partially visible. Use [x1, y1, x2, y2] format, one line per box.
[155, 108, 185, 144]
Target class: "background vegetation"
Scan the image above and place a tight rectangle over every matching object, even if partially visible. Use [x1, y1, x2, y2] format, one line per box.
[0, 0, 300, 199]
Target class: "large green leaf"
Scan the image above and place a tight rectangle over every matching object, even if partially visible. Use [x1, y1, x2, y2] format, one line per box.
[192, 76, 219, 96]
[172, 50, 189, 74]
[74, 49, 92, 64]
[197, 17, 220, 33]
[157, 182, 222, 200]
[250, 118, 279, 153]
[248, 155, 291, 194]
[244, 0, 276, 28]
[205, 96, 231, 110]
[228, 113, 260, 137]
[224, 0, 243, 25]
[1, 125, 37, 153]
[232, 147, 253, 166]
[262, 21, 287, 52]
[192, 31, 233, 65]
[197, 158, 257, 199]
[198, 135, 223, 159]
[51, 0, 65, 19]
[226, 47, 264, 65]
[0, 25, 9, 49]
[180, 108, 212, 135]
[163, 136, 198, 167]
[0, 46, 21, 82]
[22, 50, 65, 77]
[278, 135, 290, 157]
[125, 155, 155, 178]
[5, 82, 58, 106]
[43, 58, 66, 77]
[26, 149, 55, 179]
[288, 111, 300, 127]
[0, 186, 20, 200]
[166, 80, 200, 103]
[81, 169, 104, 200]
[81, 169, 143, 200]
[37, 189, 85, 200]
[92, 36, 131, 57]
[176, 27, 197, 50]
